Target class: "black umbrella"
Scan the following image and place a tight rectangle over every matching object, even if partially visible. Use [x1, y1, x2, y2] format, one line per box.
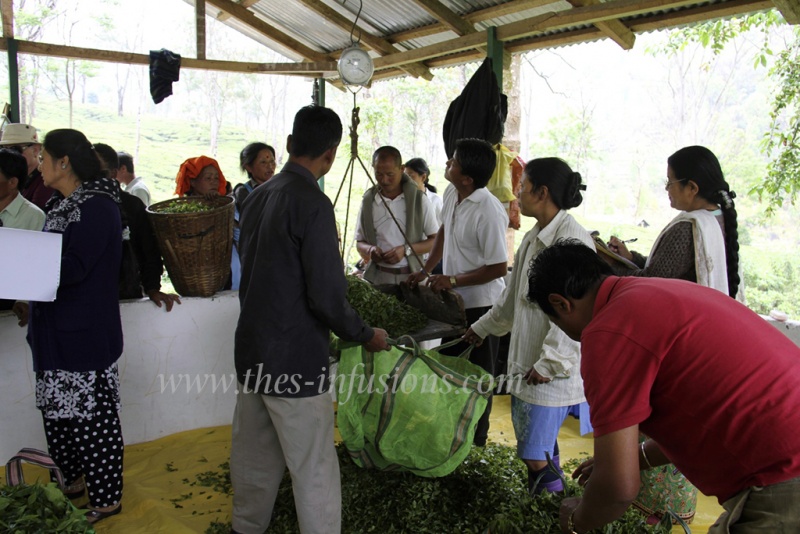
[149, 49, 182, 105]
[442, 57, 508, 159]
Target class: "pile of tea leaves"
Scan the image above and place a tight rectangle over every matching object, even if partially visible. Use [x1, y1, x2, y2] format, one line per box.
[203, 443, 673, 533]
[151, 199, 215, 214]
[0, 482, 93, 533]
[345, 275, 428, 338]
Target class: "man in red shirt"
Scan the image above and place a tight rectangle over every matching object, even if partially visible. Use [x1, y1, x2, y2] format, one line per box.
[526, 239, 800, 534]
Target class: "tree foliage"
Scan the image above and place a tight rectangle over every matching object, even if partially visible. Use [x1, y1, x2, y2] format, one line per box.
[653, 10, 800, 214]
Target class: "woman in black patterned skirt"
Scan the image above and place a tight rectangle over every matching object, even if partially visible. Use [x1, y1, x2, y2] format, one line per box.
[26, 129, 125, 524]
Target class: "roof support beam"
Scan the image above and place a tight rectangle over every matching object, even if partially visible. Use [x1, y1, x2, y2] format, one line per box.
[413, 0, 476, 35]
[296, 0, 433, 80]
[772, 0, 800, 23]
[566, 0, 635, 49]
[196, 0, 206, 60]
[389, 0, 560, 44]
[0, 38, 337, 76]
[205, 0, 330, 62]
[411, 0, 512, 69]
[216, 0, 259, 22]
[1, 0, 13, 38]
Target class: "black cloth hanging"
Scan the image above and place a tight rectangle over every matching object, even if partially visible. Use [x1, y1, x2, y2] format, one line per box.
[149, 49, 182, 104]
[442, 57, 508, 159]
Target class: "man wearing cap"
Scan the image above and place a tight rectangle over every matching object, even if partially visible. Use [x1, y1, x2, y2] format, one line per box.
[0, 123, 53, 210]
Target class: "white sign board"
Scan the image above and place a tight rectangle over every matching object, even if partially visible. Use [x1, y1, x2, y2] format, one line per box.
[0, 227, 62, 301]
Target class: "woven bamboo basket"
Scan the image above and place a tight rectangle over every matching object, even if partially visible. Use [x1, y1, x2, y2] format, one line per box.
[146, 196, 234, 297]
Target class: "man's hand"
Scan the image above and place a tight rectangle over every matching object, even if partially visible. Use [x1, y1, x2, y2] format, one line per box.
[572, 457, 595, 487]
[426, 274, 454, 293]
[381, 245, 404, 265]
[368, 246, 384, 263]
[463, 327, 484, 346]
[523, 367, 552, 385]
[559, 497, 582, 534]
[364, 327, 390, 352]
[11, 301, 29, 327]
[406, 270, 428, 288]
[147, 290, 182, 312]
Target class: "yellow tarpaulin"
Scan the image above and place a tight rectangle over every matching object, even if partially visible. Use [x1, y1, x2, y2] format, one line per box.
[2, 396, 722, 533]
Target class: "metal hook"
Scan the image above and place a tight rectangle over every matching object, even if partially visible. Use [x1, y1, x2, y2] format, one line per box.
[341, 0, 364, 45]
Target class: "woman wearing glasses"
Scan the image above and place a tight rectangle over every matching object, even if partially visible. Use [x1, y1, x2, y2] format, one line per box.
[607, 145, 742, 525]
[608, 145, 741, 300]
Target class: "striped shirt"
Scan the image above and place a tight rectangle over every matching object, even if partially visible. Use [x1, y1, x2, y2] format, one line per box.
[471, 210, 595, 406]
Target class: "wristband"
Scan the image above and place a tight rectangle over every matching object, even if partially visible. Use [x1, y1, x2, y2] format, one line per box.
[567, 509, 580, 534]
[640, 441, 654, 469]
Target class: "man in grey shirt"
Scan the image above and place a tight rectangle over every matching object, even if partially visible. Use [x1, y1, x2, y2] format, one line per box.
[231, 105, 389, 534]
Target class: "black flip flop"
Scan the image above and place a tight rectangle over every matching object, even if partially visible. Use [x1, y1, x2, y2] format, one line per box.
[85, 503, 122, 524]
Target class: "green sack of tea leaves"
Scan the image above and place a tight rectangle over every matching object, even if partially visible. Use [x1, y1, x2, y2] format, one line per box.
[336, 336, 492, 478]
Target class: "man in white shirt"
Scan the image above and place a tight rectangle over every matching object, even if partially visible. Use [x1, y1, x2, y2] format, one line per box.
[116, 151, 151, 206]
[0, 148, 45, 314]
[356, 146, 439, 285]
[0, 148, 45, 231]
[408, 138, 508, 446]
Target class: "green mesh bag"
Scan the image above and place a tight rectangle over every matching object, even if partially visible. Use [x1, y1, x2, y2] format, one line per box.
[335, 337, 492, 478]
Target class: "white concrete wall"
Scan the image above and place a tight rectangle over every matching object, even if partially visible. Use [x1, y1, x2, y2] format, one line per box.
[1, 294, 799, 464]
[1, 292, 239, 463]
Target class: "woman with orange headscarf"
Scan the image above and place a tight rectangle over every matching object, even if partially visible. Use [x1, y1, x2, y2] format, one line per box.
[174, 156, 228, 197]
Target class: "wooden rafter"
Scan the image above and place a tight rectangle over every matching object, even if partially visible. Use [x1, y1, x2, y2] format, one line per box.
[196, 0, 206, 60]
[503, 0, 771, 54]
[389, 0, 561, 44]
[412, 0, 512, 69]
[0, 38, 337, 75]
[205, 0, 330, 62]
[413, 0, 476, 35]
[216, 0, 259, 22]
[1, 0, 13, 39]
[771, 0, 800, 23]
[567, 0, 635, 49]
[296, 0, 434, 80]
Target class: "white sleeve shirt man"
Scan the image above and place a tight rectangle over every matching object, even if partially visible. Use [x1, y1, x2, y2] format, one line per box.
[355, 192, 439, 269]
[440, 183, 508, 308]
[0, 193, 45, 231]
[125, 176, 151, 206]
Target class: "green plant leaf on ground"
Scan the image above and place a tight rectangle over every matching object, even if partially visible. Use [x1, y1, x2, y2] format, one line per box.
[198, 443, 670, 533]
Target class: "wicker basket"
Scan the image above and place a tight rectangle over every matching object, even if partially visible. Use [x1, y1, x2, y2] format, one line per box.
[146, 196, 234, 297]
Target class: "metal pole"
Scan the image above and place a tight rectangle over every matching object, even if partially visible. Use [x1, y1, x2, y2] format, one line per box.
[486, 27, 503, 88]
[314, 78, 327, 191]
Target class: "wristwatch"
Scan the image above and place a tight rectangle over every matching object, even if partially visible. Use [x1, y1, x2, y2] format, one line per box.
[449, 276, 458, 288]
[405, 244, 413, 257]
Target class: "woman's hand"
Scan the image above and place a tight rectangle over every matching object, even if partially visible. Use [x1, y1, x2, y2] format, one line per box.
[523, 367, 552, 385]
[572, 457, 595, 487]
[463, 327, 484, 346]
[607, 236, 633, 260]
[12, 301, 29, 327]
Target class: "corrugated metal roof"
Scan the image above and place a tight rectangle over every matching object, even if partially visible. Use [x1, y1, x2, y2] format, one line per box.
[189, 0, 773, 77]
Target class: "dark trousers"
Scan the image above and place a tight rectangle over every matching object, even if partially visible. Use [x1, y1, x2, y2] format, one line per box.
[42, 393, 124, 508]
[440, 305, 498, 446]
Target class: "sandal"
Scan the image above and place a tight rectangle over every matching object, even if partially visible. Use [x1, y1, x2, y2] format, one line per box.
[62, 480, 86, 500]
[85, 503, 122, 524]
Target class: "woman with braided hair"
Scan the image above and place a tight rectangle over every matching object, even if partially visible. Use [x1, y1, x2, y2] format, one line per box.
[608, 145, 742, 300]
[607, 145, 742, 524]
